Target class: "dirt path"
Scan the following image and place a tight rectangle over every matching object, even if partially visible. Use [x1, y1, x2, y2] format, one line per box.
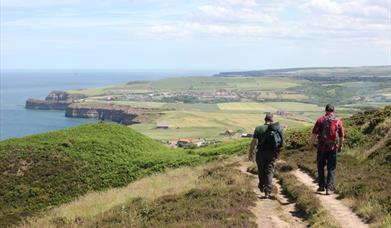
[238, 161, 306, 228]
[293, 169, 369, 228]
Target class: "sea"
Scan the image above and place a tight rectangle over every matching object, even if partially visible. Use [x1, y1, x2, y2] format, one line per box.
[0, 69, 214, 140]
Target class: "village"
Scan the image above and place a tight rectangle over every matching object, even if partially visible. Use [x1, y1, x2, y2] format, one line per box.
[100, 89, 306, 104]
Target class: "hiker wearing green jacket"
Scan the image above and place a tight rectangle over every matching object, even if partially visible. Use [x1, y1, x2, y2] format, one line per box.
[248, 113, 284, 198]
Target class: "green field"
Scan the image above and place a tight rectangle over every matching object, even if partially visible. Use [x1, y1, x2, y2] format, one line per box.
[130, 108, 313, 140]
[218, 102, 277, 112]
[62, 74, 391, 141]
[69, 76, 302, 96]
[266, 102, 323, 112]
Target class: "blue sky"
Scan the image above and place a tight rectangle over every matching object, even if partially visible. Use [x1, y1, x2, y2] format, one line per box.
[1, 0, 390, 70]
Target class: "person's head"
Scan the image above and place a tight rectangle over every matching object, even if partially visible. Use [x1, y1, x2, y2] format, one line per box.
[264, 113, 274, 123]
[325, 104, 335, 113]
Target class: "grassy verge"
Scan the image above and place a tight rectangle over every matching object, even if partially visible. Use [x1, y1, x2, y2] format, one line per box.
[41, 163, 257, 227]
[0, 123, 249, 227]
[247, 163, 339, 228]
[282, 149, 391, 227]
[280, 106, 391, 226]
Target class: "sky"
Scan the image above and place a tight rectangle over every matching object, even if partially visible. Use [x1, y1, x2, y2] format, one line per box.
[1, 0, 390, 71]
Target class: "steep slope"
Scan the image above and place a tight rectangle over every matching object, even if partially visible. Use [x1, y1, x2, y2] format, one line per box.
[0, 123, 248, 226]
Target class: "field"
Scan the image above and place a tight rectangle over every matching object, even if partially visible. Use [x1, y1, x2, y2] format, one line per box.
[266, 102, 322, 112]
[130, 102, 315, 140]
[218, 102, 277, 112]
[69, 76, 302, 96]
[63, 72, 391, 141]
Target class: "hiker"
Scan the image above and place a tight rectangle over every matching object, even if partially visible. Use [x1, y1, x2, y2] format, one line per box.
[310, 104, 345, 195]
[248, 113, 284, 198]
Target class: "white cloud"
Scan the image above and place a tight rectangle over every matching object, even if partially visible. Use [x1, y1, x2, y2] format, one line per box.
[301, 0, 342, 14]
[2, 0, 390, 47]
[145, 0, 390, 49]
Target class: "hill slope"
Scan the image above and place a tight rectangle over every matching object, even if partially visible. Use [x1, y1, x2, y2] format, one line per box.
[216, 65, 391, 78]
[0, 123, 248, 226]
[282, 105, 391, 226]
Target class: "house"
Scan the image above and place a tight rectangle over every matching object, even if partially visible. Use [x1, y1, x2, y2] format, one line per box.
[221, 129, 235, 136]
[156, 123, 169, 129]
[176, 139, 193, 148]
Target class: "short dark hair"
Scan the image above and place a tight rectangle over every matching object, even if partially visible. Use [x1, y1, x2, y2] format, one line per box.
[325, 104, 334, 112]
[265, 113, 274, 122]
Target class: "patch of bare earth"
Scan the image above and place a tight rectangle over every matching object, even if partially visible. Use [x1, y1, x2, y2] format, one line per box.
[238, 161, 306, 228]
[293, 169, 369, 228]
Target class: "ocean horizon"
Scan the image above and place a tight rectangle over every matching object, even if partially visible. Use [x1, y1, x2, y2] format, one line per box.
[0, 69, 216, 140]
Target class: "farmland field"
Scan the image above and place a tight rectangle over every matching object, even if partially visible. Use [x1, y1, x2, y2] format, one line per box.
[218, 102, 277, 112]
[62, 72, 390, 140]
[266, 102, 323, 112]
[131, 108, 313, 140]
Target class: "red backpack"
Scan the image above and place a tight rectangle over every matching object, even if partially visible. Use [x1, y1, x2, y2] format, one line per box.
[320, 115, 339, 144]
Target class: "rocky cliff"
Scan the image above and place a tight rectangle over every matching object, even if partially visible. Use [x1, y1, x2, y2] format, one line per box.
[25, 91, 87, 110]
[65, 103, 159, 125]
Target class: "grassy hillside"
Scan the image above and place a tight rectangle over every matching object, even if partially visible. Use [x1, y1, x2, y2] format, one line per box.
[0, 123, 249, 226]
[76, 163, 256, 227]
[281, 106, 391, 226]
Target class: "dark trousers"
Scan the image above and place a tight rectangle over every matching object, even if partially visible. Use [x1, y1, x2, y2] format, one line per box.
[256, 151, 276, 193]
[317, 150, 337, 190]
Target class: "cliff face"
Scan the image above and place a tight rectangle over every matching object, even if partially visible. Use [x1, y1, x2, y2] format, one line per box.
[25, 99, 69, 110]
[26, 91, 161, 125]
[25, 91, 87, 110]
[65, 103, 156, 125]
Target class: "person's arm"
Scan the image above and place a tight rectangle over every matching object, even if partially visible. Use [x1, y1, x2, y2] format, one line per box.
[309, 119, 320, 150]
[309, 133, 317, 150]
[279, 126, 284, 147]
[338, 120, 345, 152]
[248, 138, 257, 161]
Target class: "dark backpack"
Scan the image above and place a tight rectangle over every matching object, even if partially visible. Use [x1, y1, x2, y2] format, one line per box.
[320, 115, 339, 144]
[260, 124, 283, 151]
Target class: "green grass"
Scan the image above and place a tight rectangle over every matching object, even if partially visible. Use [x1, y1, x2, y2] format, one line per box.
[163, 103, 220, 112]
[71, 163, 257, 227]
[266, 102, 323, 112]
[276, 170, 340, 227]
[0, 123, 249, 227]
[218, 102, 277, 112]
[254, 78, 300, 89]
[129, 109, 310, 140]
[131, 124, 224, 140]
[70, 76, 303, 96]
[109, 101, 167, 108]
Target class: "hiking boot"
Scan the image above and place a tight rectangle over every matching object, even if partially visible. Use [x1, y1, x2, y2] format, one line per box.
[265, 191, 270, 198]
[258, 183, 264, 192]
[317, 187, 325, 192]
[326, 186, 335, 195]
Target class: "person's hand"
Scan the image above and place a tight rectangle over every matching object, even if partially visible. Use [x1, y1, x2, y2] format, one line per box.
[338, 144, 343, 153]
[248, 152, 254, 162]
